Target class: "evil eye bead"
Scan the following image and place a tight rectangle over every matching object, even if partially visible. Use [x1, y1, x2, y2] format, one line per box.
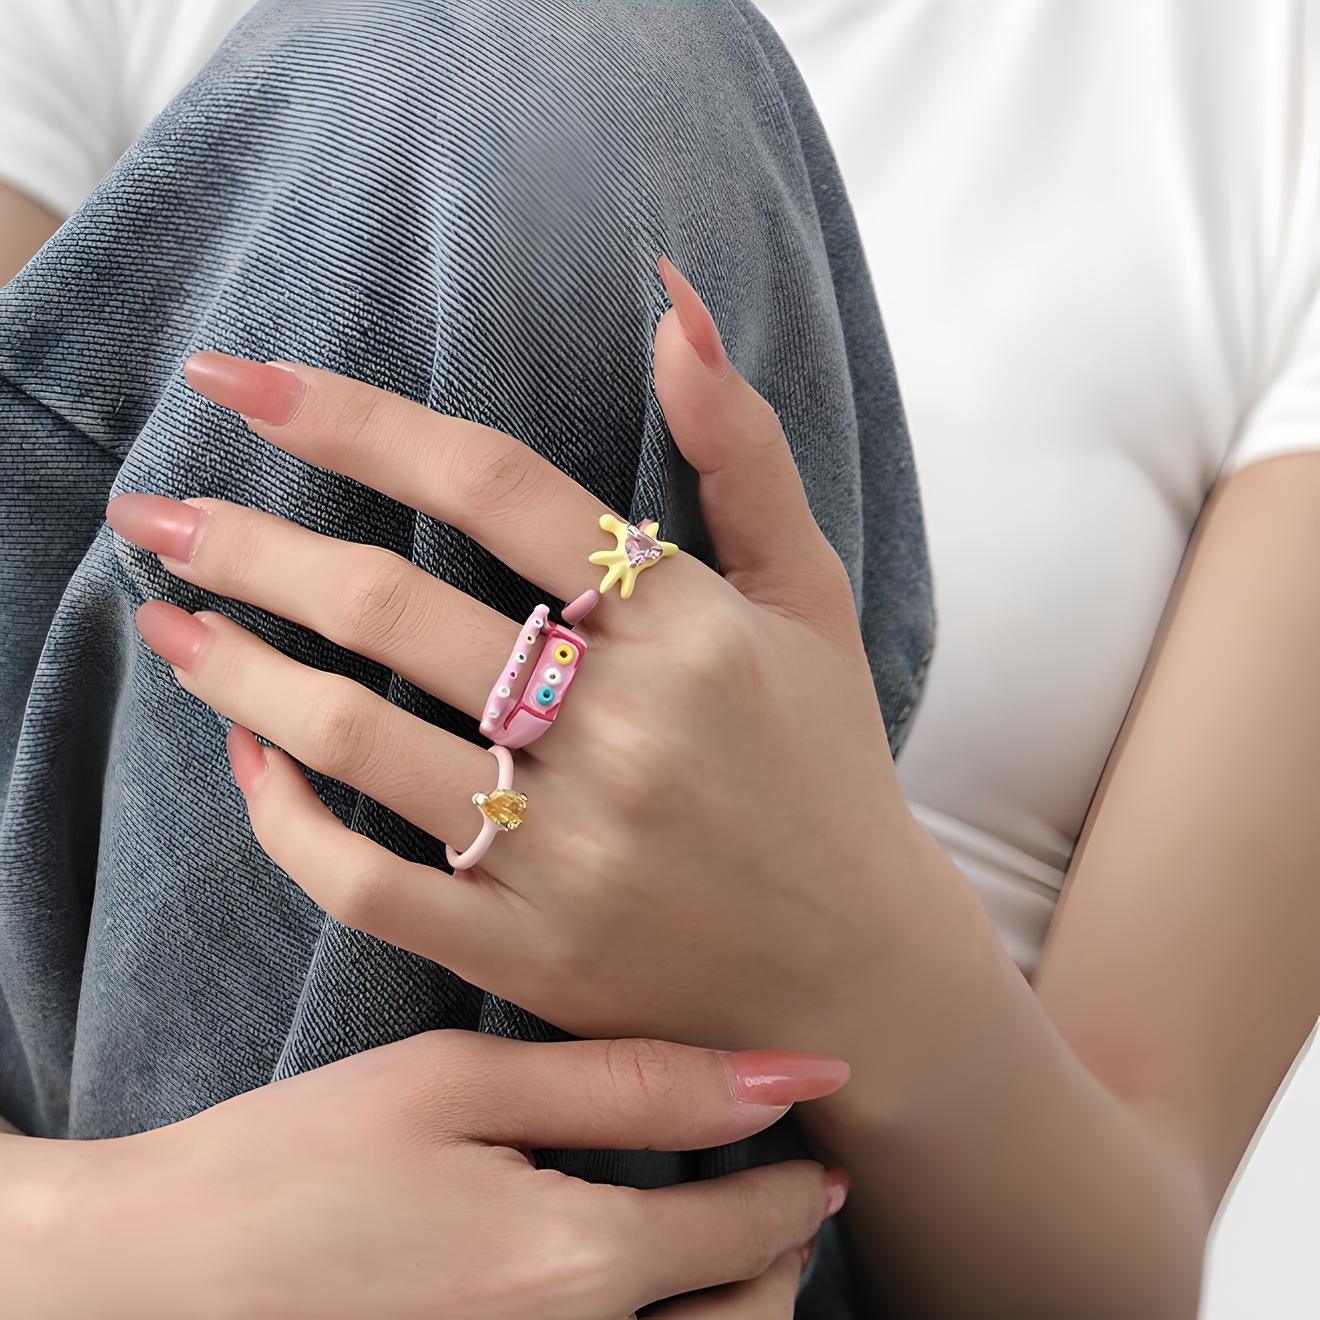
[534, 685, 556, 708]
[553, 642, 577, 666]
[543, 668, 563, 686]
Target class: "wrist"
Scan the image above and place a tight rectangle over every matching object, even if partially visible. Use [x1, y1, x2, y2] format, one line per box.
[779, 806, 992, 1055]
[795, 819, 1016, 1131]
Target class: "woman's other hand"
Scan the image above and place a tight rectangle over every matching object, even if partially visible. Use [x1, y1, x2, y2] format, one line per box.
[2, 1033, 847, 1319]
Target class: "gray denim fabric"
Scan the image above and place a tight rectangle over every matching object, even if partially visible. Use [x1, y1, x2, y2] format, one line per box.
[0, 0, 933, 1313]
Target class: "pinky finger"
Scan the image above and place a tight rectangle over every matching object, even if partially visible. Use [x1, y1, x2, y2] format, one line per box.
[225, 725, 524, 977]
[639, 1245, 808, 1318]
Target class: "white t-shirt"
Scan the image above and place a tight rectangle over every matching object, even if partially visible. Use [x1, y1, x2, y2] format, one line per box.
[5, 1, 1318, 982]
[0, 0, 255, 217]
[758, 0, 1320, 977]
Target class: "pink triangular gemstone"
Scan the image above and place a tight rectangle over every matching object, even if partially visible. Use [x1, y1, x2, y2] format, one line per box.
[624, 520, 664, 567]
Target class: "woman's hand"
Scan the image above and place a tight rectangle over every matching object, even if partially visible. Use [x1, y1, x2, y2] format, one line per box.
[107, 259, 932, 1052]
[4, 1033, 847, 1319]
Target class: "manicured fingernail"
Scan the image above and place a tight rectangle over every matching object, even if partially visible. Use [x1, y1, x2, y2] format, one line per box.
[723, 1050, 851, 1105]
[184, 351, 308, 425]
[226, 725, 270, 797]
[106, 493, 208, 562]
[657, 254, 728, 374]
[561, 589, 599, 626]
[134, 600, 212, 671]
[822, 1169, 850, 1219]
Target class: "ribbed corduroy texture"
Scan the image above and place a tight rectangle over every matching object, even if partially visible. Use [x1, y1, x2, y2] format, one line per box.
[0, 1, 933, 1313]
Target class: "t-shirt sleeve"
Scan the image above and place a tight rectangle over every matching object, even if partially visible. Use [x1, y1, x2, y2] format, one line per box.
[1218, 26, 1320, 482]
[1219, 279, 1320, 479]
[0, 0, 123, 217]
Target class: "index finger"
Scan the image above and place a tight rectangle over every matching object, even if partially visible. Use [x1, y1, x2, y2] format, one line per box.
[183, 352, 703, 610]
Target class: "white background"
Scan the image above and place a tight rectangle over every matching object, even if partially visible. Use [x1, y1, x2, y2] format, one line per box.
[1201, 1021, 1319, 1318]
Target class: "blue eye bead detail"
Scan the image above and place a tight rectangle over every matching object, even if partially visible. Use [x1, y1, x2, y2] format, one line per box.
[535, 686, 556, 708]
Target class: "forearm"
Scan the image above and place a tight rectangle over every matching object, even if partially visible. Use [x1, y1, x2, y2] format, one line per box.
[0, 1128, 92, 1315]
[792, 824, 1210, 1319]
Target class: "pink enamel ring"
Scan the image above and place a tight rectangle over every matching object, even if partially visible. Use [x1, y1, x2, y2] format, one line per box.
[446, 745, 525, 872]
[479, 589, 598, 749]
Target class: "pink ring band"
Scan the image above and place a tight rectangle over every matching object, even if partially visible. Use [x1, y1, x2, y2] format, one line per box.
[446, 744, 517, 872]
[479, 590, 598, 749]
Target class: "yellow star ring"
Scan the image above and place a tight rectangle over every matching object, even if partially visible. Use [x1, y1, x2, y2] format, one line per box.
[588, 514, 678, 599]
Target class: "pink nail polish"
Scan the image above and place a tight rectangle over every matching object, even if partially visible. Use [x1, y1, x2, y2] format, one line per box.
[561, 589, 600, 626]
[134, 600, 212, 671]
[722, 1050, 852, 1105]
[226, 725, 270, 798]
[657, 254, 728, 374]
[822, 1169, 850, 1218]
[184, 351, 308, 425]
[106, 493, 208, 562]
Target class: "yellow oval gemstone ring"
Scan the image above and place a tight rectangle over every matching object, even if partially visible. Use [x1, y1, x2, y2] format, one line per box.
[472, 786, 528, 832]
[446, 745, 526, 872]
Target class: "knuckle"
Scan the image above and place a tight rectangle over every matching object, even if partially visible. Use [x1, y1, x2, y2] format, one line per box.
[526, 923, 585, 993]
[212, 508, 267, 595]
[577, 715, 674, 827]
[306, 677, 380, 780]
[601, 1037, 683, 1108]
[590, 1185, 652, 1269]
[336, 548, 422, 651]
[411, 1026, 480, 1078]
[503, 1211, 617, 1319]
[727, 1182, 787, 1276]
[325, 855, 393, 931]
[714, 602, 764, 664]
[679, 600, 763, 687]
[531, 1188, 630, 1306]
[745, 391, 788, 451]
[190, 615, 243, 689]
[396, 1031, 490, 1125]
[325, 385, 400, 459]
[813, 539, 858, 607]
[588, 728, 656, 820]
[444, 435, 549, 523]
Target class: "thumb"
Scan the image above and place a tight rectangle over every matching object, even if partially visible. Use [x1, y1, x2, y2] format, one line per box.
[447, 1034, 849, 1152]
[653, 255, 849, 619]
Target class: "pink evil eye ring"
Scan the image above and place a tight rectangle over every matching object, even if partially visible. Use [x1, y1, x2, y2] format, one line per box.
[478, 589, 598, 749]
